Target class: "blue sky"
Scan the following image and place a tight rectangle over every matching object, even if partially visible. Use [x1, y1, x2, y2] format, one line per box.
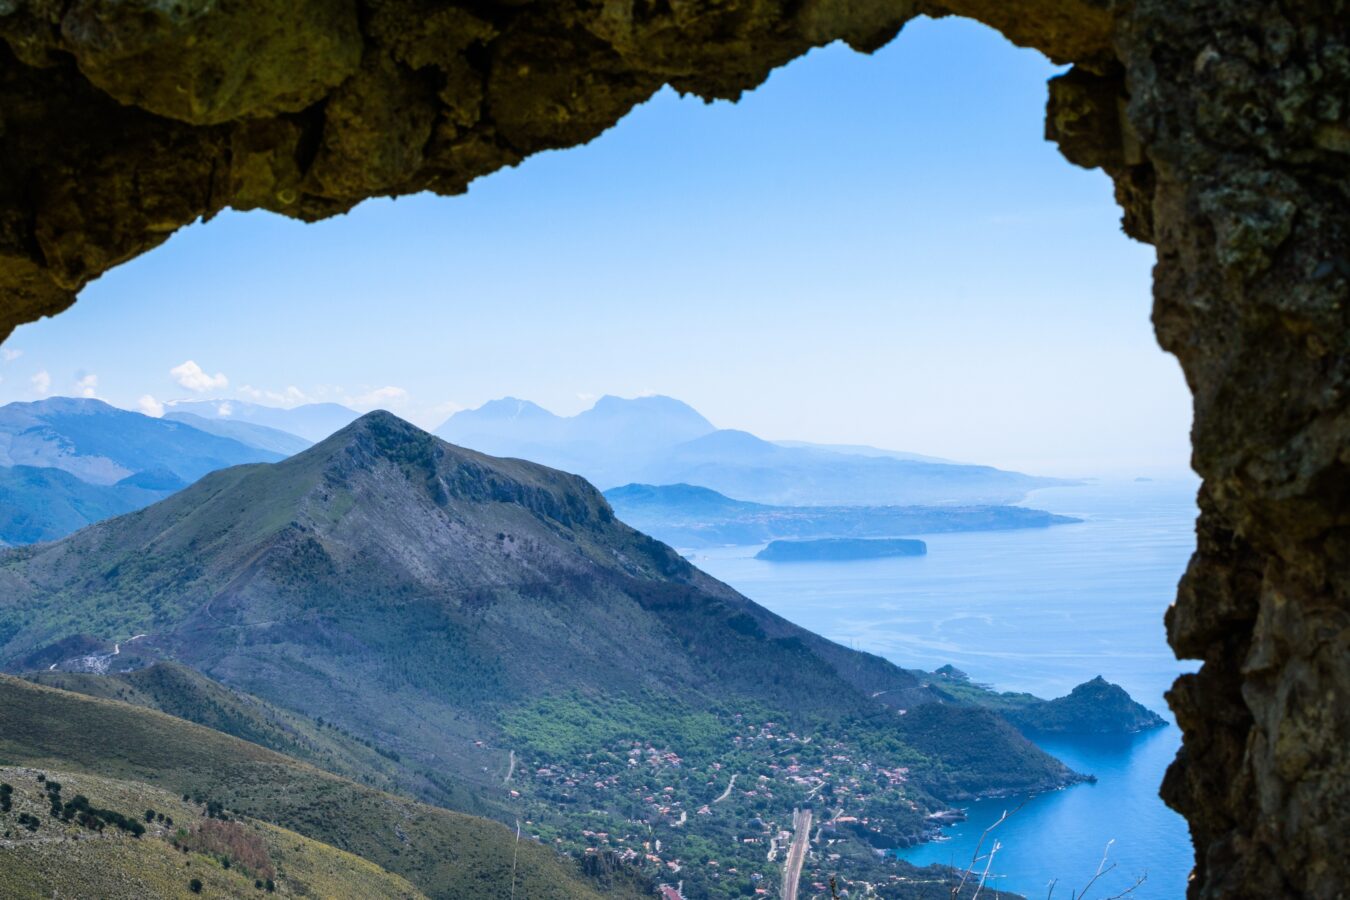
[0, 18, 1189, 477]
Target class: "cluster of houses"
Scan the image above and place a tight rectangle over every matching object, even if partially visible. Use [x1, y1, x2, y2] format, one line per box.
[503, 716, 932, 895]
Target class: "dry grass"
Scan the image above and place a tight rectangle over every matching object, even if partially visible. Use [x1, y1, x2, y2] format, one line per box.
[0, 765, 425, 899]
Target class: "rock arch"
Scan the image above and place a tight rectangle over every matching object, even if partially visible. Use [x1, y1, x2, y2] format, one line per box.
[0, 1, 1345, 895]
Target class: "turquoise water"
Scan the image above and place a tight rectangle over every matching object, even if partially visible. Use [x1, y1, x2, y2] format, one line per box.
[691, 478, 1199, 899]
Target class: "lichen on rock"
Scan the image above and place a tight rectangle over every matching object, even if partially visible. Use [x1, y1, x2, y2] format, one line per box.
[60, 0, 363, 125]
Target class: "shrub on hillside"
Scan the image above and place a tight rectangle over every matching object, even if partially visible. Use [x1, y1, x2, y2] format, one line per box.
[175, 819, 277, 881]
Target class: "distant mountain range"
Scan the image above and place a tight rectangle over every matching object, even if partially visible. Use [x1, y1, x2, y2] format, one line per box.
[0, 392, 1078, 549]
[438, 395, 1073, 505]
[163, 410, 313, 456]
[0, 398, 368, 546]
[0, 465, 165, 545]
[605, 483, 1081, 548]
[0, 397, 283, 485]
[0, 398, 292, 546]
[162, 398, 360, 443]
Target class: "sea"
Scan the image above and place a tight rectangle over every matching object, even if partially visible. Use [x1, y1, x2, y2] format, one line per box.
[690, 478, 1200, 899]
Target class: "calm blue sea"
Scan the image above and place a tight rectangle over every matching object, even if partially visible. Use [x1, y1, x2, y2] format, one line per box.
[691, 478, 1200, 899]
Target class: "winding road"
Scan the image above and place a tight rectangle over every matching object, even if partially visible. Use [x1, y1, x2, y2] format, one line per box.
[713, 774, 737, 804]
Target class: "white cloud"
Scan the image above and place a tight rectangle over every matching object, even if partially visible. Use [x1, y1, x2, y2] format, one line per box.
[1, 348, 20, 363]
[75, 373, 98, 398]
[138, 394, 165, 417]
[345, 386, 410, 410]
[30, 370, 50, 395]
[216, 401, 233, 417]
[171, 360, 229, 393]
[576, 392, 597, 403]
[238, 384, 310, 407]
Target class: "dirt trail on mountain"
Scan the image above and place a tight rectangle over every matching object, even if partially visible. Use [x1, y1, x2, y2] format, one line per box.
[713, 774, 737, 804]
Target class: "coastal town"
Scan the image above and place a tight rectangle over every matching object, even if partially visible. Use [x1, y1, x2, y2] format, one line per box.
[500, 704, 974, 899]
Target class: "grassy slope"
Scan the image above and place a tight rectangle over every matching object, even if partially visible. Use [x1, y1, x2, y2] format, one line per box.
[24, 663, 498, 817]
[0, 677, 623, 900]
[0, 765, 425, 899]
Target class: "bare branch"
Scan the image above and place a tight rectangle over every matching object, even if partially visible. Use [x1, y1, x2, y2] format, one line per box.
[1073, 840, 1117, 900]
[1047, 878, 1058, 899]
[971, 839, 1002, 900]
[1096, 874, 1147, 900]
[951, 800, 1027, 898]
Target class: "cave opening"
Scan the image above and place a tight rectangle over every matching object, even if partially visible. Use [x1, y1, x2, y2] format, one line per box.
[0, 18, 1195, 897]
[2, 1, 1346, 896]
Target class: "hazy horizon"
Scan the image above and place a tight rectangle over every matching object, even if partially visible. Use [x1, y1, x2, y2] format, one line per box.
[0, 17, 1190, 479]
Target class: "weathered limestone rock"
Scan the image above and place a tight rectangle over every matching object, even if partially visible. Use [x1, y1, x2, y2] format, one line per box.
[0, 0, 1345, 896]
[61, 0, 363, 124]
[1121, 4, 1350, 896]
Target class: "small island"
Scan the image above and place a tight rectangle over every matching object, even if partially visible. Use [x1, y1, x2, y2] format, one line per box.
[755, 537, 927, 562]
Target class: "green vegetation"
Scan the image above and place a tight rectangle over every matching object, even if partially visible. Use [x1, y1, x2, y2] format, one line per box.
[928, 668, 1166, 735]
[45, 779, 147, 836]
[0, 677, 626, 899]
[502, 693, 735, 760]
[0, 465, 154, 545]
[23, 663, 483, 810]
[500, 691, 1068, 898]
[0, 765, 425, 899]
[0, 397, 287, 546]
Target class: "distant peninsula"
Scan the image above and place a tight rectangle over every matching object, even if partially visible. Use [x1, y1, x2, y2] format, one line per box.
[605, 482, 1082, 548]
[756, 537, 928, 562]
[929, 667, 1168, 735]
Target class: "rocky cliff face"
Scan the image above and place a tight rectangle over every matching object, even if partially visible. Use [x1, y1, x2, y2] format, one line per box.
[1115, 6, 1349, 898]
[0, 1, 1346, 896]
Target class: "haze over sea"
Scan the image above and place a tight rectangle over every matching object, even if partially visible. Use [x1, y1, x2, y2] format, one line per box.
[693, 478, 1199, 899]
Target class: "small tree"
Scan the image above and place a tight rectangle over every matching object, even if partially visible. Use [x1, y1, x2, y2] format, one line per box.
[189, 878, 203, 894]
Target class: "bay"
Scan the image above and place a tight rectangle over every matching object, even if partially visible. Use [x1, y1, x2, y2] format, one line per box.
[691, 478, 1200, 899]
